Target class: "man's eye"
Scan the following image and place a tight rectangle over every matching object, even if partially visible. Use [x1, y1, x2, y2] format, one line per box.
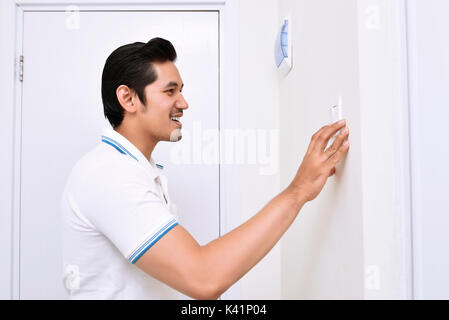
[166, 89, 175, 94]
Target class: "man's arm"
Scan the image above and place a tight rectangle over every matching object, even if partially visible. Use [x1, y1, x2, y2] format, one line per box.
[200, 187, 307, 299]
[136, 119, 350, 299]
[203, 119, 349, 298]
[134, 189, 304, 300]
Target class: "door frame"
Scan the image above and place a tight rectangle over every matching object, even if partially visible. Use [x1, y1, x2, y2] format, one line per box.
[356, 0, 413, 299]
[0, 0, 241, 300]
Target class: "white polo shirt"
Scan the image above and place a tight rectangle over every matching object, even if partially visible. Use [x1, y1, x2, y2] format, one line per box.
[61, 127, 182, 299]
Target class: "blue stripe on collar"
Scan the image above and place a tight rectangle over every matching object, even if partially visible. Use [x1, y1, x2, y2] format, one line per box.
[101, 136, 138, 162]
[156, 164, 164, 169]
[102, 139, 126, 155]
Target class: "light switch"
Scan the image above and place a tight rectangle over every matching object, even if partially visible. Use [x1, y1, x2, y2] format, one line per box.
[330, 96, 343, 124]
[327, 96, 344, 149]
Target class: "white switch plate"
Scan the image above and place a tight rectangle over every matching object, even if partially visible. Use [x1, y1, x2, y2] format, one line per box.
[327, 96, 344, 150]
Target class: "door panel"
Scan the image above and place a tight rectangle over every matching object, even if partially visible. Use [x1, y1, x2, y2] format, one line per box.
[20, 10, 219, 299]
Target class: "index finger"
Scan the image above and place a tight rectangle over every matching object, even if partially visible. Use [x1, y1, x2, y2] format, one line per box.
[312, 119, 347, 153]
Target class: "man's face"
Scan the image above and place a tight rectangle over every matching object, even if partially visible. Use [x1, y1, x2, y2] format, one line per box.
[137, 61, 188, 142]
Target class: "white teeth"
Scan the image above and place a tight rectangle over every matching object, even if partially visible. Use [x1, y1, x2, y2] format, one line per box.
[171, 117, 180, 121]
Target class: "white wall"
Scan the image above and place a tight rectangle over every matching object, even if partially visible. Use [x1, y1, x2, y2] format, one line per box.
[275, 0, 412, 299]
[237, 0, 282, 299]
[278, 0, 364, 299]
[407, 0, 449, 299]
[237, 0, 411, 299]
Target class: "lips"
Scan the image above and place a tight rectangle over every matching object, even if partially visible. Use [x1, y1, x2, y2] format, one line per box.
[172, 121, 182, 128]
[170, 117, 182, 128]
[170, 113, 183, 128]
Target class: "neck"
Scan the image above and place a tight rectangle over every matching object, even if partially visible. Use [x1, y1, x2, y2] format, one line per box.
[115, 124, 157, 163]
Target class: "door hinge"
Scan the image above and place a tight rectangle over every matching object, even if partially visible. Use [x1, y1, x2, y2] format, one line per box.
[19, 55, 24, 82]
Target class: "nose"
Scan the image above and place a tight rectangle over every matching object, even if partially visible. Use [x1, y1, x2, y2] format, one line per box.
[176, 93, 189, 110]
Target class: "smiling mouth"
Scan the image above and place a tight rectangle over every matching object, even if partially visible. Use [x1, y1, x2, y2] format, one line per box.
[170, 117, 182, 127]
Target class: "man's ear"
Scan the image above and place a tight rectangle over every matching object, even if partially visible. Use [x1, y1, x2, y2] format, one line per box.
[116, 85, 137, 113]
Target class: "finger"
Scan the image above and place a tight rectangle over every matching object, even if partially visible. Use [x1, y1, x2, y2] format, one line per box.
[328, 167, 336, 177]
[325, 139, 350, 169]
[323, 125, 349, 159]
[307, 123, 336, 154]
[313, 119, 346, 153]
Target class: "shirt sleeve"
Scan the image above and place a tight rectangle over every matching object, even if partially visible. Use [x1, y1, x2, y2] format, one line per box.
[74, 159, 179, 264]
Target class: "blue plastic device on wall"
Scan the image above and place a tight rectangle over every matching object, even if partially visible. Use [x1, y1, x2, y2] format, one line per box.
[274, 14, 292, 76]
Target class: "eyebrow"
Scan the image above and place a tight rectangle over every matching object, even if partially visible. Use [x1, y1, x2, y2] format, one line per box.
[163, 81, 184, 90]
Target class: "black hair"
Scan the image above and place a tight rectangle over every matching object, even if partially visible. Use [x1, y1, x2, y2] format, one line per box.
[101, 37, 177, 129]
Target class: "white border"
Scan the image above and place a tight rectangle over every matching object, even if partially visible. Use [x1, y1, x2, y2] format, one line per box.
[0, 0, 240, 300]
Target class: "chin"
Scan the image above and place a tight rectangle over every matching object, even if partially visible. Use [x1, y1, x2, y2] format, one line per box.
[169, 129, 182, 142]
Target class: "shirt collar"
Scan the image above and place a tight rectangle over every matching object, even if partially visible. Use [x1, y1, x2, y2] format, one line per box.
[101, 127, 164, 181]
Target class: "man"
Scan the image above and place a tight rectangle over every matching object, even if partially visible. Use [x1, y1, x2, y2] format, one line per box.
[61, 37, 350, 300]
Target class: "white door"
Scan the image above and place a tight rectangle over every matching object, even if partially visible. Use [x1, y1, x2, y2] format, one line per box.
[19, 10, 219, 299]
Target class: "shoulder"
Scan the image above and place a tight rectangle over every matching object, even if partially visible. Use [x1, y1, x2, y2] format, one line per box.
[64, 144, 163, 227]
[66, 143, 152, 197]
